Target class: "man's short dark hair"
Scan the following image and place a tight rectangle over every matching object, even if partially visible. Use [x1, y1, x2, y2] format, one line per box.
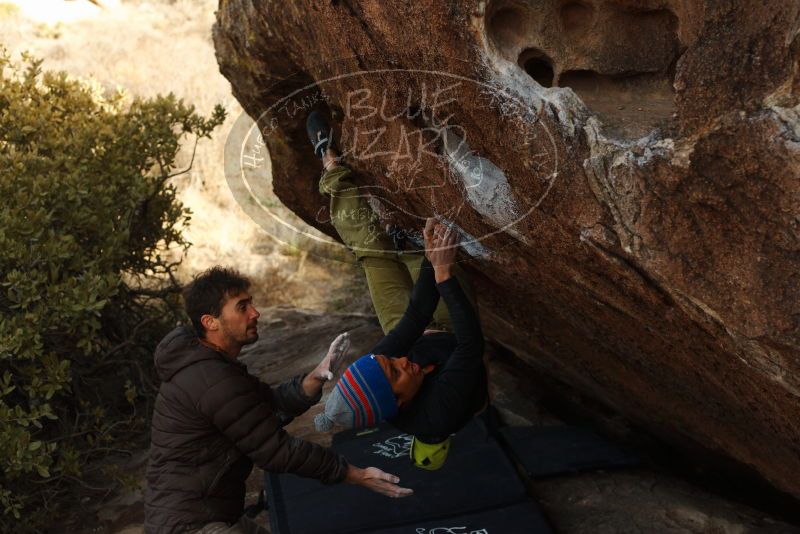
[183, 266, 251, 337]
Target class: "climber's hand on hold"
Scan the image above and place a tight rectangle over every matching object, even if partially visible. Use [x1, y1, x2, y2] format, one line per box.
[424, 218, 459, 283]
[423, 217, 437, 257]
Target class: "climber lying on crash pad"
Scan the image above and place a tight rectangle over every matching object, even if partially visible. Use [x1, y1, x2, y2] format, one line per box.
[306, 111, 489, 470]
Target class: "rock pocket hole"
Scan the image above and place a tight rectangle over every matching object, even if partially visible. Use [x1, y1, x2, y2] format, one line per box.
[560, 2, 593, 31]
[488, 7, 528, 53]
[518, 49, 555, 88]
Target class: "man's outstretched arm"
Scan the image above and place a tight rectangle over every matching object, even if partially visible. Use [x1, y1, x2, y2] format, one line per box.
[200, 364, 412, 496]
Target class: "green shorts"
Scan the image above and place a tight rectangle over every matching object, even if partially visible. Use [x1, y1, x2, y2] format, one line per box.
[320, 165, 476, 333]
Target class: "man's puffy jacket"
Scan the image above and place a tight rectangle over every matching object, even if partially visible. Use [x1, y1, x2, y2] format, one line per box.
[144, 326, 348, 533]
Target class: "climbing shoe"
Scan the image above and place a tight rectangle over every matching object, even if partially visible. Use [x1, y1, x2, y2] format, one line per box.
[306, 110, 335, 158]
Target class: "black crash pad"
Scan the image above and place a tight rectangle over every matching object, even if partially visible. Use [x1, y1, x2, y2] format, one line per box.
[368, 501, 552, 534]
[266, 417, 552, 534]
[499, 425, 640, 478]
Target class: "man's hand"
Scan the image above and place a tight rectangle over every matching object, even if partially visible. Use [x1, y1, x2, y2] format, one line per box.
[315, 332, 350, 382]
[302, 332, 351, 398]
[345, 465, 414, 498]
[423, 217, 459, 283]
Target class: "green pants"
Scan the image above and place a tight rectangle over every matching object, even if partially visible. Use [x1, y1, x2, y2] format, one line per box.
[320, 166, 475, 334]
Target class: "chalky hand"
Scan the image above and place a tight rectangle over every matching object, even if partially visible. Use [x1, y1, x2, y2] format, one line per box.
[315, 332, 351, 381]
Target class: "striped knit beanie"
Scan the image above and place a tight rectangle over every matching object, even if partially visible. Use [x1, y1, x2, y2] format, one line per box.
[314, 354, 398, 432]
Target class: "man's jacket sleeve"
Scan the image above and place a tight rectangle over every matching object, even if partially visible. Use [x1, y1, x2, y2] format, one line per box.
[197, 367, 348, 484]
[260, 374, 322, 423]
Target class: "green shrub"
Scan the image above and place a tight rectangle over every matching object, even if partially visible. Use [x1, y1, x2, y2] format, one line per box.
[0, 50, 225, 532]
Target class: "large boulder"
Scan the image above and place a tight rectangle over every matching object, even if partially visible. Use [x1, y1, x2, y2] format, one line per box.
[213, 0, 800, 500]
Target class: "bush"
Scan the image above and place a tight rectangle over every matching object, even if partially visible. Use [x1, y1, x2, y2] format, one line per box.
[0, 50, 225, 532]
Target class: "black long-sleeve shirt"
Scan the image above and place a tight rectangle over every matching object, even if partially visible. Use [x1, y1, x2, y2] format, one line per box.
[370, 258, 487, 443]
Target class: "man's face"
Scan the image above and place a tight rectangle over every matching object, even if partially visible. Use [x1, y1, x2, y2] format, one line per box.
[374, 354, 425, 408]
[217, 291, 260, 346]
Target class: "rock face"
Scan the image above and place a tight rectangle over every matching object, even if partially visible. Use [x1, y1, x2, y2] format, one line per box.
[213, 0, 800, 500]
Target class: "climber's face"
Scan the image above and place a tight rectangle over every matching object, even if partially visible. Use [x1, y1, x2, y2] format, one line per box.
[374, 355, 425, 408]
